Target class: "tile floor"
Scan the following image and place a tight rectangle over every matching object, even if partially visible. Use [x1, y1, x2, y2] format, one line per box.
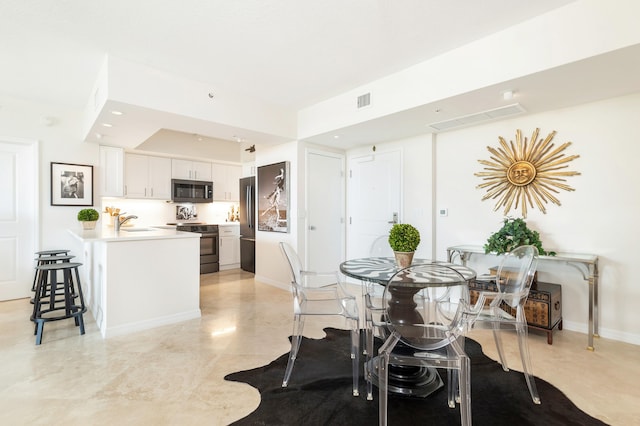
[0, 269, 638, 425]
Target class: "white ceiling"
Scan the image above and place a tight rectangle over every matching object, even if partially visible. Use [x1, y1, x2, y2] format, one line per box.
[4, 0, 639, 150]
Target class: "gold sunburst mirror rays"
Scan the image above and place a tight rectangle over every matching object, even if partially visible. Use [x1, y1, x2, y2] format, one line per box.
[475, 128, 580, 218]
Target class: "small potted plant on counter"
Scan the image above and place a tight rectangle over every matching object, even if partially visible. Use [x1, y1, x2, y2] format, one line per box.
[77, 208, 100, 230]
[388, 223, 421, 268]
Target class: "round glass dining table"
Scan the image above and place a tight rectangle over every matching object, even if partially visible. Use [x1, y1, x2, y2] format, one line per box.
[340, 257, 476, 286]
[340, 257, 477, 397]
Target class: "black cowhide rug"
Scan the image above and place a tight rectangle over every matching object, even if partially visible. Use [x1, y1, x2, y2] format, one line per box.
[224, 328, 607, 426]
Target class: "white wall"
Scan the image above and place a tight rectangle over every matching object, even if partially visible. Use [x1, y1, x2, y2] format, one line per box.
[253, 140, 299, 290]
[435, 93, 640, 344]
[0, 94, 98, 258]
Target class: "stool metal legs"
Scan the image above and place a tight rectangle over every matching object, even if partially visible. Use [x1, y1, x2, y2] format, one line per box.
[32, 262, 86, 345]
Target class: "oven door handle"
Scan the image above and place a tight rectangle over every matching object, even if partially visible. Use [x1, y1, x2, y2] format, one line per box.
[199, 232, 218, 237]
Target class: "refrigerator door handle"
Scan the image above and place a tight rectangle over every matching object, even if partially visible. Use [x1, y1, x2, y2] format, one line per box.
[246, 186, 253, 228]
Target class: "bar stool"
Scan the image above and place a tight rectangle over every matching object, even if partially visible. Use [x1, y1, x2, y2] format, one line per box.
[32, 250, 73, 292]
[31, 262, 87, 345]
[31, 254, 76, 307]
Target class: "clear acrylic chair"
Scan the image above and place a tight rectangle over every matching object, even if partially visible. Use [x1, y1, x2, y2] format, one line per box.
[363, 236, 393, 398]
[279, 242, 360, 396]
[377, 263, 473, 426]
[466, 244, 541, 404]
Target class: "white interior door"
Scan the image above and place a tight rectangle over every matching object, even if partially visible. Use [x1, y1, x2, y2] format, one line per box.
[0, 139, 37, 301]
[307, 151, 344, 272]
[347, 150, 401, 259]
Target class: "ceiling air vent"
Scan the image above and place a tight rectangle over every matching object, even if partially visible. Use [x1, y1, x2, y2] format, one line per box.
[357, 93, 371, 108]
[428, 103, 526, 131]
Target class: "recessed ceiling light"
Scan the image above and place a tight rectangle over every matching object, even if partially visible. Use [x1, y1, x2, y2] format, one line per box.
[102, 123, 113, 128]
[333, 135, 340, 139]
[110, 110, 123, 116]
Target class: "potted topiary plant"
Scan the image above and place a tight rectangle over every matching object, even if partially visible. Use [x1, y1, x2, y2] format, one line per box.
[388, 223, 421, 268]
[484, 217, 555, 256]
[77, 208, 99, 230]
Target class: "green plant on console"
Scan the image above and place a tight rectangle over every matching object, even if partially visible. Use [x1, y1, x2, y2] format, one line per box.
[77, 208, 99, 222]
[484, 217, 555, 256]
[388, 223, 421, 252]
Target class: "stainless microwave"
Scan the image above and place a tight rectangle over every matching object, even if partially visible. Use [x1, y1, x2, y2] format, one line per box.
[171, 179, 213, 203]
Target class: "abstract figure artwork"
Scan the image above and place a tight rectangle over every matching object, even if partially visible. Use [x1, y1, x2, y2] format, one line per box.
[257, 161, 289, 232]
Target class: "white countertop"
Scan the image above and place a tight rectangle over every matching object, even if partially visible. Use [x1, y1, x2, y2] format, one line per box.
[69, 227, 201, 242]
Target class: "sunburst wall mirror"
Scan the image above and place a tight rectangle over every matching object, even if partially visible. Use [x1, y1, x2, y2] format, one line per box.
[475, 128, 580, 218]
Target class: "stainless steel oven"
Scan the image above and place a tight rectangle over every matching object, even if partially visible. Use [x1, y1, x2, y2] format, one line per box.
[176, 224, 219, 274]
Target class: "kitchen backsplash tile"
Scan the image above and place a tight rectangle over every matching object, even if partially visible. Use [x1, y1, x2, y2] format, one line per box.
[100, 198, 238, 226]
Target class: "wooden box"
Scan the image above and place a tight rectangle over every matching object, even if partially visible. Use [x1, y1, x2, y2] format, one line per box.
[488, 266, 538, 284]
[469, 280, 562, 344]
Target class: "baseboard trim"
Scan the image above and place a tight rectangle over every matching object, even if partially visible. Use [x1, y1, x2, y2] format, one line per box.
[99, 309, 202, 339]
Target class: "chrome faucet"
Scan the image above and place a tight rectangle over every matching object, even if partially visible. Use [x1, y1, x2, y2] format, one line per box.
[115, 213, 138, 231]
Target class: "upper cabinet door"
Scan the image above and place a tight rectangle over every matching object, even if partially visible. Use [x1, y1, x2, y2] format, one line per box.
[192, 161, 212, 181]
[147, 156, 171, 199]
[172, 159, 193, 179]
[227, 165, 241, 201]
[212, 164, 241, 201]
[124, 154, 149, 198]
[99, 145, 124, 197]
[125, 154, 171, 200]
[172, 159, 212, 181]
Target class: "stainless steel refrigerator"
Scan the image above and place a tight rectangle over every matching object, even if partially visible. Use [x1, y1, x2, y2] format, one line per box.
[239, 176, 255, 272]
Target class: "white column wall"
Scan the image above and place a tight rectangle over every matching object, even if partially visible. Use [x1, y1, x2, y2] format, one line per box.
[253, 140, 299, 290]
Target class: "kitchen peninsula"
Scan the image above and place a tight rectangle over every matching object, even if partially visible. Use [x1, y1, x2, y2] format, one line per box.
[70, 227, 201, 338]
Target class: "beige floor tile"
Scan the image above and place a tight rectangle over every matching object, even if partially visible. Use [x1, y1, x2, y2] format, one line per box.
[0, 269, 637, 425]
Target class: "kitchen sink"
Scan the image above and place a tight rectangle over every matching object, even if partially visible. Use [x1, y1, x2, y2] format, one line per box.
[121, 227, 156, 232]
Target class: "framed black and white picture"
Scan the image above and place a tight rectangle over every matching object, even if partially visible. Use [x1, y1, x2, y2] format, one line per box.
[257, 161, 289, 233]
[50, 162, 94, 206]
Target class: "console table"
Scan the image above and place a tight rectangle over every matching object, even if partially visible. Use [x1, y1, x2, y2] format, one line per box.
[446, 245, 599, 351]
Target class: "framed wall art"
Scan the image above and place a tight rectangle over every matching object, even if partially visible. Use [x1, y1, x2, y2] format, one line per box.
[257, 161, 289, 232]
[50, 162, 94, 206]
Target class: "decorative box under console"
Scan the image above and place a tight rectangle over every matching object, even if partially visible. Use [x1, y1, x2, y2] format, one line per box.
[469, 280, 563, 345]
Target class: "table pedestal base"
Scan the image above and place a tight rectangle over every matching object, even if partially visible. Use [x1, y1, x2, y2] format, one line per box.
[367, 358, 444, 397]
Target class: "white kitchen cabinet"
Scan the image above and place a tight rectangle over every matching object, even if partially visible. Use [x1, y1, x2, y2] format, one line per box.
[242, 162, 256, 177]
[99, 145, 124, 197]
[219, 224, 240, 269]
[172, 159, 212, 181]
[124, 154, 171, 200]
[212, 163, 241, 201]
